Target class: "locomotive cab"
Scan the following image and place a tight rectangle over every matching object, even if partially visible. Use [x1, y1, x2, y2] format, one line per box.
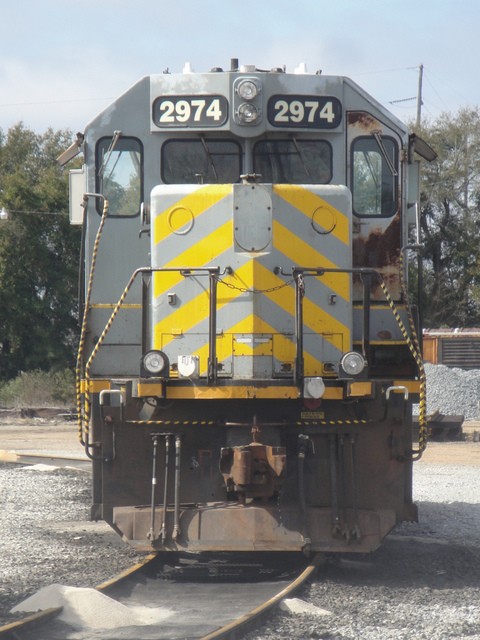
[65, 61, 434, 554]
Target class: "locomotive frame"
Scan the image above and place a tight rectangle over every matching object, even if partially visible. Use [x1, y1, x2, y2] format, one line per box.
[61, 59, 435, 554]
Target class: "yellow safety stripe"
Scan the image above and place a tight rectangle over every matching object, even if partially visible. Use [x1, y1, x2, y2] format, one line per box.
[274, 185, 349, 245]
[273, 220, 350, 301]
[392, 380, 421, 394]
[80, 379, 111, 393]
[236, 260, 350, 345]
[165, 385, 300, 400]
[153, 219, 233, 298]
[153, 184, 231, 245]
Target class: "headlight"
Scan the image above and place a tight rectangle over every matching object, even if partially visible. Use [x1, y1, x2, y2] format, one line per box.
[237, 102, 259, 124]
[340, 352, 366, 377]
[141, 350, 169, 377]
[237, 79, 259, 100]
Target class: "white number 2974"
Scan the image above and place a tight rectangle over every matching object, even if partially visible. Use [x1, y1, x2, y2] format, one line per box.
[158, 98, 223, 124]
[273, 99, 336, 124]
[268, 95, 341, 129]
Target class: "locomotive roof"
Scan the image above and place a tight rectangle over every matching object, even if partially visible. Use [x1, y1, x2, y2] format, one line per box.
[83, 64, 408, 137]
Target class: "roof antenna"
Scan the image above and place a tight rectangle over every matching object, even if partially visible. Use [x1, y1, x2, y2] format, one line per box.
[231, 58, 239, 71]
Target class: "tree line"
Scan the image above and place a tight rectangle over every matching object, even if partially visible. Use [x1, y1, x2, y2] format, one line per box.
[0, 125, 80, 383]
[0, 110, 479, 383]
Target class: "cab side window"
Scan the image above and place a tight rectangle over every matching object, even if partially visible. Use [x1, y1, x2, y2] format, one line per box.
[352, 136, 398, 217]
[96, 137, 143, 216]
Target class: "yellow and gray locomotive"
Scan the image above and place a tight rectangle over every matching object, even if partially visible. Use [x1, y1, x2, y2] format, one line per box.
[63, 60, 435, 554]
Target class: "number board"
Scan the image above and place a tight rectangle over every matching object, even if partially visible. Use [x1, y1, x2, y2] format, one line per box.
[152, 95, 228, 127]
[268, 95, 342, 129]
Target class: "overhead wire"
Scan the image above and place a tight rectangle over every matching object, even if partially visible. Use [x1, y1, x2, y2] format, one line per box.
[0, 212, 68, 216]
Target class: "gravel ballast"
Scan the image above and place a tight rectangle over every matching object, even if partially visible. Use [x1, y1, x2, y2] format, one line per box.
[0, 452, 480, 640]
[245, 459, 480, 639]
[2, 455, 480, 638]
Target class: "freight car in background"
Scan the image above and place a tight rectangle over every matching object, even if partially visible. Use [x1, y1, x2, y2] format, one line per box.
[58, 59, 436, 556]
[423, 328, 480, 369]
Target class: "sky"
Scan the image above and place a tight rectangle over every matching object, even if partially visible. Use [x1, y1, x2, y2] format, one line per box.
[0, 0, 477, 134]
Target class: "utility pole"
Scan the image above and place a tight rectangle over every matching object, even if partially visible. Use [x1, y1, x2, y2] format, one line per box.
[416, 63, 424, 128]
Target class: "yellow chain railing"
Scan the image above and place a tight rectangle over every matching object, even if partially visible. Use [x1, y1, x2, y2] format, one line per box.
[75, 196, 109, 445]
[378, 253, 427, 460]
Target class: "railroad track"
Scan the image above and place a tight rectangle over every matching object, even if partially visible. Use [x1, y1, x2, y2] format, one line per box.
[0, 553, 321, 639]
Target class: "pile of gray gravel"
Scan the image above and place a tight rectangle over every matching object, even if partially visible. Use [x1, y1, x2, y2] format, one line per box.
[422, 363, 480, 419]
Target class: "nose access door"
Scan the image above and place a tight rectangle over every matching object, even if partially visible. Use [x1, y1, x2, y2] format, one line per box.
[233, 183, 273, 254]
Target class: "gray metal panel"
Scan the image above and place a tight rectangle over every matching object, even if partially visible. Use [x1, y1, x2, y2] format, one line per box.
[233, 183, 272, 253]
[353, 307, 414, 342]
[86, 307, 143, 377]
[89, 345, 141, 377]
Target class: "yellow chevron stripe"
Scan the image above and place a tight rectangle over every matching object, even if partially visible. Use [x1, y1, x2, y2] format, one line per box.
[274, 185, 349, 245]
[157, 261, 342, 372]
[153, 219, 233, 298]
[155, 259, 274, 351]
[154, 256, 348, 369]
[154, 260, 247, 350]
[225, 315, 324, 375]
[153, 184, 232, 245]
[186, 314, 326, 377]
[228, 313, 278, 336]
[303, 350, 327, 377]
[244, 261, 349, 342]
[273, 220, 350, 301]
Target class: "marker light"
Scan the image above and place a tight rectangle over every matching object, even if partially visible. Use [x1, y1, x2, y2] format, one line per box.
[304, 377, 326, 399]
[141, 350, 169, 376]
[237, 79, 259, 100]
[340, 352, 366, 377]
[237, 102, 259, 124]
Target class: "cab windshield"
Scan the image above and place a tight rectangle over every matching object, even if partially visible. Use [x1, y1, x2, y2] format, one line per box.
[253, 139, 332, 184]
[162, 138, 242, 184]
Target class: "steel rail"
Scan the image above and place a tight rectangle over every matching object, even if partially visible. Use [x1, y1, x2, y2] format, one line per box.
[200, 553, 323, 640]
[0, 552, 321, 640]
[95, 553, 158, 593]
[0, 608, 63, 639]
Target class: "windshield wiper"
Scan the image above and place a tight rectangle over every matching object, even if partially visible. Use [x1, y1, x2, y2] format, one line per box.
[291, 136, 312, 180]
[200, 136, 218, 181]
[372, 130, 397, 177]
[98, 130, 122, 178]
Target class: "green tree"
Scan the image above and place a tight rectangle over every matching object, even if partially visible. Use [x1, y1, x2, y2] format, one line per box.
[415, 108, 480, 327]
[0, 123, 81, 381]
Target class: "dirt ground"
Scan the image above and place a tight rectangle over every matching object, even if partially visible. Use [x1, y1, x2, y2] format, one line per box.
[0, 420, 85, 460]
